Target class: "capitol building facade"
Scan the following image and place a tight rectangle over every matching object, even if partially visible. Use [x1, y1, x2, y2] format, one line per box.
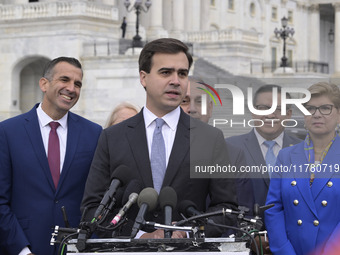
[0, 0, 339, 135]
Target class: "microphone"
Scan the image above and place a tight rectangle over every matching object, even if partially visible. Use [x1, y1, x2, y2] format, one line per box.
[159, 186, 177, 238]
[94, 165, 132, 219]
[130, 187, 158, 238]
[110, 193, 138, 225]
[178, 200, 202, 218]
[110, 179, 144, 225]
[254, 203, 260, 218]
[259, 203, 274, 214]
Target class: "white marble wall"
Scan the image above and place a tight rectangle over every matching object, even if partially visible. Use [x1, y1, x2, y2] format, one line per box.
[1, 0, 340, 125]
[80, 55, 145, 126]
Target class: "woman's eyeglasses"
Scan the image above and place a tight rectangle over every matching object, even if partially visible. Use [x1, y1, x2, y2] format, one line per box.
[304, 104, 334, 115]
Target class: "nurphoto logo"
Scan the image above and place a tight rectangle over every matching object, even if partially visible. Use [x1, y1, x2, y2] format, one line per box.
[198, 84, 312, 128]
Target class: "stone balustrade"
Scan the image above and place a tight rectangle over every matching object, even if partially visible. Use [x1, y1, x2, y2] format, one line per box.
[185, 28, 261, 43]
[0, 1, 118, 21]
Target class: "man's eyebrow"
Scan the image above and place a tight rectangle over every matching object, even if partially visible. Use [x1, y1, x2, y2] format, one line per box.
[157, 68, 189, 73]
[158, 67, 175, 72]
[178, 68, 189, 73]
[58, 75, 70, 80]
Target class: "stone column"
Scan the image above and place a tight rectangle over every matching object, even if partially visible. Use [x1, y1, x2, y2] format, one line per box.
[308, 4, 320, 62]
[171, 0, 185, 39]
[162, 0, 172, 31]
[172, 0, 184, 32]
[200, 0, 210, 31]
[190, 0, 201, 31]
[183, 0, 200, 31]
[146, 0, 167, 40]
[333, 3, 340, 76]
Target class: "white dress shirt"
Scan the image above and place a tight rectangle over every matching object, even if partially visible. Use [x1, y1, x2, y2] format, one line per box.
[254, 128, 284, 160]
[143, 106, 180, 167]
[37, 103, 68, 173]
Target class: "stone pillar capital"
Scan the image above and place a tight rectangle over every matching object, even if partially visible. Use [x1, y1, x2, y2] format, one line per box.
[309, 4, 319, 12]
[333, 3, 340, 12]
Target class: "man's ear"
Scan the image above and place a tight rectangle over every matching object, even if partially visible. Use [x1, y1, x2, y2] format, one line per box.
[286, 108, 293, 118]
[39, 77, 49, 93]
[207, 101, 213, 118]
[140, 71, 147, 90]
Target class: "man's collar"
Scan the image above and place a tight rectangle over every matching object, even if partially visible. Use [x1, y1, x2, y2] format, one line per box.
[254, 128, 284, 147]
[37, 103, 68, 129]
[143, 106, 180, 130]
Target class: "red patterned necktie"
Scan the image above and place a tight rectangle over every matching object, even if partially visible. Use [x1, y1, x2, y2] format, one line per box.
[48, 122, 60, 189]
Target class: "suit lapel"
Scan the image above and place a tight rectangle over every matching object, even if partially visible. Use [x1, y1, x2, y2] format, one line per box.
[24, 105, 55, 191]
[56, 113, 80, 192]
[310, 137, 340, 200]
[162, 111, 190, 188]
[126, 111, 154, 187]
[246, 130, 270, 187]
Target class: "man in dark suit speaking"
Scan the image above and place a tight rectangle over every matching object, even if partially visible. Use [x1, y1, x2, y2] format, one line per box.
[81, 38, 238, 239]
[0, 57, 102, 255]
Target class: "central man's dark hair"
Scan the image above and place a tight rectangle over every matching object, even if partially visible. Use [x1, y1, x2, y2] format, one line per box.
[139, 38, 193, 73]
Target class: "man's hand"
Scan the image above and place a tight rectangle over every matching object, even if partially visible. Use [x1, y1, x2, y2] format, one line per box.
[140, 229, 164, 239]
[251, 235, 272, 255]
[140, 229, 187, 239]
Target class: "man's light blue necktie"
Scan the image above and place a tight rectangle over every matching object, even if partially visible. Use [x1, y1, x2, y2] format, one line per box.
[150, 118, 166, 193]
[264, 140, 276, 177]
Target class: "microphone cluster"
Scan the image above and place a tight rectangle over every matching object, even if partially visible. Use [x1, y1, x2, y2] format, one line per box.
[51, 165, 272, 255]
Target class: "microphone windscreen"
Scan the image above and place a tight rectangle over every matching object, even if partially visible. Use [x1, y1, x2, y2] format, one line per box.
[111, 165, 133, 186]
[137, 187, 158, 211]
[114, 187, 124, 204]
[159, 186, 177, 209]
[122, 179, 144, 204]
[178, 200, 198, 216]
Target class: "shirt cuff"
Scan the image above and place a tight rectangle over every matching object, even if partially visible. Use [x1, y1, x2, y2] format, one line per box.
[19, 246, 31, 255]
[134, 230, 146, 239]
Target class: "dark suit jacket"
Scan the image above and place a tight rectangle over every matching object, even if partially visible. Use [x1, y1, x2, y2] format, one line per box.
[0, 104, 102, 255]
[226, 129, 301, 220]
[226, 143, 255, 215]
[81, 109, 238, 237]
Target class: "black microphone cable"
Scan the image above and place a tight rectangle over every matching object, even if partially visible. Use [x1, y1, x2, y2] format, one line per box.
[58, 232, 79, 255]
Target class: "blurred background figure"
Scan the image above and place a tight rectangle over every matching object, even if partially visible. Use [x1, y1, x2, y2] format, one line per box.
[120, 16, 127, 38]
[227, 84, 301, 254]
[105, 102, 140, 127]
[265, 82, 340, 255]
[181, 76, 213, 124]
[181, 76, 254, 215]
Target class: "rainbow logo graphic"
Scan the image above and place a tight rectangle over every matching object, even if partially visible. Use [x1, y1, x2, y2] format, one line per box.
[196, 82, 223, 106]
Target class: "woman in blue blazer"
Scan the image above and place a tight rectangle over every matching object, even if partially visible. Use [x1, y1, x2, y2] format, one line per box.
[265, 82, 340, 255]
